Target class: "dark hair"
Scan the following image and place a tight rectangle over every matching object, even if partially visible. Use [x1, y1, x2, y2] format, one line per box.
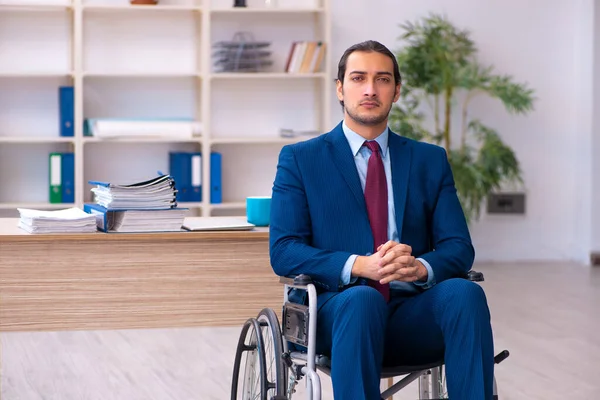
[337, 40, 402, 86]
[336, 40, 401, 109]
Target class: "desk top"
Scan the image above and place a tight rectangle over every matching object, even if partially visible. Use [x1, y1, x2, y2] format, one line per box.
[0, 217, 269, 243]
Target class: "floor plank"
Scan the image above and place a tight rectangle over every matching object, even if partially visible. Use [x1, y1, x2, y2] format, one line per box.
[2, 262, 599, 399]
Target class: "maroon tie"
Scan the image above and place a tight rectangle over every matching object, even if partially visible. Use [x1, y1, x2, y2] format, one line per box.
[363, 141, 390, 302]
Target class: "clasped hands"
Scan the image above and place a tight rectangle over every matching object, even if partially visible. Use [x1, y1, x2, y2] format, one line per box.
[351, 241, 428, 284]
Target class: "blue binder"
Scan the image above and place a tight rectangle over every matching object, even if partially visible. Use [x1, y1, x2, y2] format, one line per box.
[59, 86, 74, 137]
[169, 152, 192, 202]
[210, 152, 222, 204]
[189, 152, 202, 202]
[61, 152, 75, 203]
[169, 152, 201, 202]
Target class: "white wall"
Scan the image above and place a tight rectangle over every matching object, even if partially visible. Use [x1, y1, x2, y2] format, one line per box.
[593, 0, 600, 255]
[329, 0, 598, 264]
[1, 0, 598, 263]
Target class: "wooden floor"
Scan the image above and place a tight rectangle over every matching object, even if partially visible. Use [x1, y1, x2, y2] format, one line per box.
[1, 262, 599, 399]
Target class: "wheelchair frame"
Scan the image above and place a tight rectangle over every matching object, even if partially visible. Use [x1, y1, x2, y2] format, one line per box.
[231, 272, 509, 400]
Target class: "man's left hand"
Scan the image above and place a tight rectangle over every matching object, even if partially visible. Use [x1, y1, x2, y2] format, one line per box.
[376, 241, 428, 284]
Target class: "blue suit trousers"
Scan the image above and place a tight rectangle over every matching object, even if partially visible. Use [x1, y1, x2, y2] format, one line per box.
[314, 279, 495, 400]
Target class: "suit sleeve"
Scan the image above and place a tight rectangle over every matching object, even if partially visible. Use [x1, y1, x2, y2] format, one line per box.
[269, 145, 352, 291]
[418, 147, 475, 283]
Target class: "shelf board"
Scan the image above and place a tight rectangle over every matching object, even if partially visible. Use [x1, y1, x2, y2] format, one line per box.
[176, 202, 203, 209]
[210, 7, 324, 14]
[211, 72, 326, 80]
[83, 71, 200, 78]
[83, 137, 202, 144]
[0, 71, 73, 77]
[0, 137, 74, 143]
[82, 4, 201, 11]
[0, 3, 71, 11]
[0, 202, 74, 210]
[210, 136, 309, 145]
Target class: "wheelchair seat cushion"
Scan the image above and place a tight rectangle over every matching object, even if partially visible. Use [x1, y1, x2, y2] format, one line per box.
[380, 360, 444, 378]
[290, 350, 444, 378]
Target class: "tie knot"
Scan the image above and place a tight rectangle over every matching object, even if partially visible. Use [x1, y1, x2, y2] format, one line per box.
[364, 141, 381, 154]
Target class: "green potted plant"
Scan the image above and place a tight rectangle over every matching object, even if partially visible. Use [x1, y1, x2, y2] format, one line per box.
[388, 13, 535, 222]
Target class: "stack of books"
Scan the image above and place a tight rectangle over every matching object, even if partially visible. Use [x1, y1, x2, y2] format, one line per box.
[17, 207, 98, 234]
[284, 41, 326, 74]
[85, 174, 188, 233]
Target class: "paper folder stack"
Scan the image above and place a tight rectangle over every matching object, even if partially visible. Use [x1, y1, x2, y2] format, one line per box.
[85, 174, 187, 233]
[84, 118, 202, 139]
[89, 174, 177, 210]
[18, 207, 98, 234]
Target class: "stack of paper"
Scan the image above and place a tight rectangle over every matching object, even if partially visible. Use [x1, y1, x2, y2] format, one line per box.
[108, 208, 187, 233]
[17, 207, 98, 234]
[90, 174, 177, 210]
[84, 204, 188, 233]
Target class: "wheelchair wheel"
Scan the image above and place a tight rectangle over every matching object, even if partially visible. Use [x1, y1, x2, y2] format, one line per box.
[256, 308, 288, 399]
[231, 317, 268, 400]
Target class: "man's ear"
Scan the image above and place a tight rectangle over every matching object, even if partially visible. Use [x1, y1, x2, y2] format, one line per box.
[393, 84, 401, 103]
[336, 79, 344, 102]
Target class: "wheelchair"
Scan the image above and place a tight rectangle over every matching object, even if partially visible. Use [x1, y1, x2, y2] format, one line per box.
[231, 271, 510, 400]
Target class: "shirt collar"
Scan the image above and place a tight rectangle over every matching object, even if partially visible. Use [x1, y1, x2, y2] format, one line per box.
[342, 120, 389, 158]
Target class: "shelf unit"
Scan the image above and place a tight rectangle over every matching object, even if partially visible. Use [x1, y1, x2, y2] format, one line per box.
[0, 0, 331, 217]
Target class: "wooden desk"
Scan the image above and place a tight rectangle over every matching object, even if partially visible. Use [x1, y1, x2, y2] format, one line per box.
[0, 218, 282, 332]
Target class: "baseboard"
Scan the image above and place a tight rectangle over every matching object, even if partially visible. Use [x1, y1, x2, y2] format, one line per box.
[591, 252, 600, 266]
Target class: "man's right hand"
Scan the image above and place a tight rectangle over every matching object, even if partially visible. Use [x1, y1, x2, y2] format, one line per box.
[351, 241, 417, 283]
[350, 252, 385, 282]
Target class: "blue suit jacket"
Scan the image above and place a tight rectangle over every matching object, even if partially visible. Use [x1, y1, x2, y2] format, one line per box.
[269, 122, 474, 307]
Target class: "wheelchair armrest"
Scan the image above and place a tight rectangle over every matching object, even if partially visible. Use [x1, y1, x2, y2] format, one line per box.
[280, 274, 318, 352]
[279, 270, 485, 288]
[280, 271, 484, 286]
[465, 270, 484, 282]
[279, 274, 314, 288]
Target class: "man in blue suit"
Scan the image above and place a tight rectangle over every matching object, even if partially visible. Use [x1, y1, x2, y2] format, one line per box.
[269, 40, 495, 400]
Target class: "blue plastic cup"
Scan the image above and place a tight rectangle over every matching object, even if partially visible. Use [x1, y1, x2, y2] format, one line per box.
[246, 196, 271, 227]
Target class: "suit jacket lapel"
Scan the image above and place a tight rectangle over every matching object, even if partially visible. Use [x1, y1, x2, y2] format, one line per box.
[388, 130, 411, 242]
[325, 123, 367, 212]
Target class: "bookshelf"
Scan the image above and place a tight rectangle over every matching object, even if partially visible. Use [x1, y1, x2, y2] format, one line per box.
[0, 0, 331, 217]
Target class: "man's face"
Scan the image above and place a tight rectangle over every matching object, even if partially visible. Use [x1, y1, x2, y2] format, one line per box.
[336, 51, 401, 127]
